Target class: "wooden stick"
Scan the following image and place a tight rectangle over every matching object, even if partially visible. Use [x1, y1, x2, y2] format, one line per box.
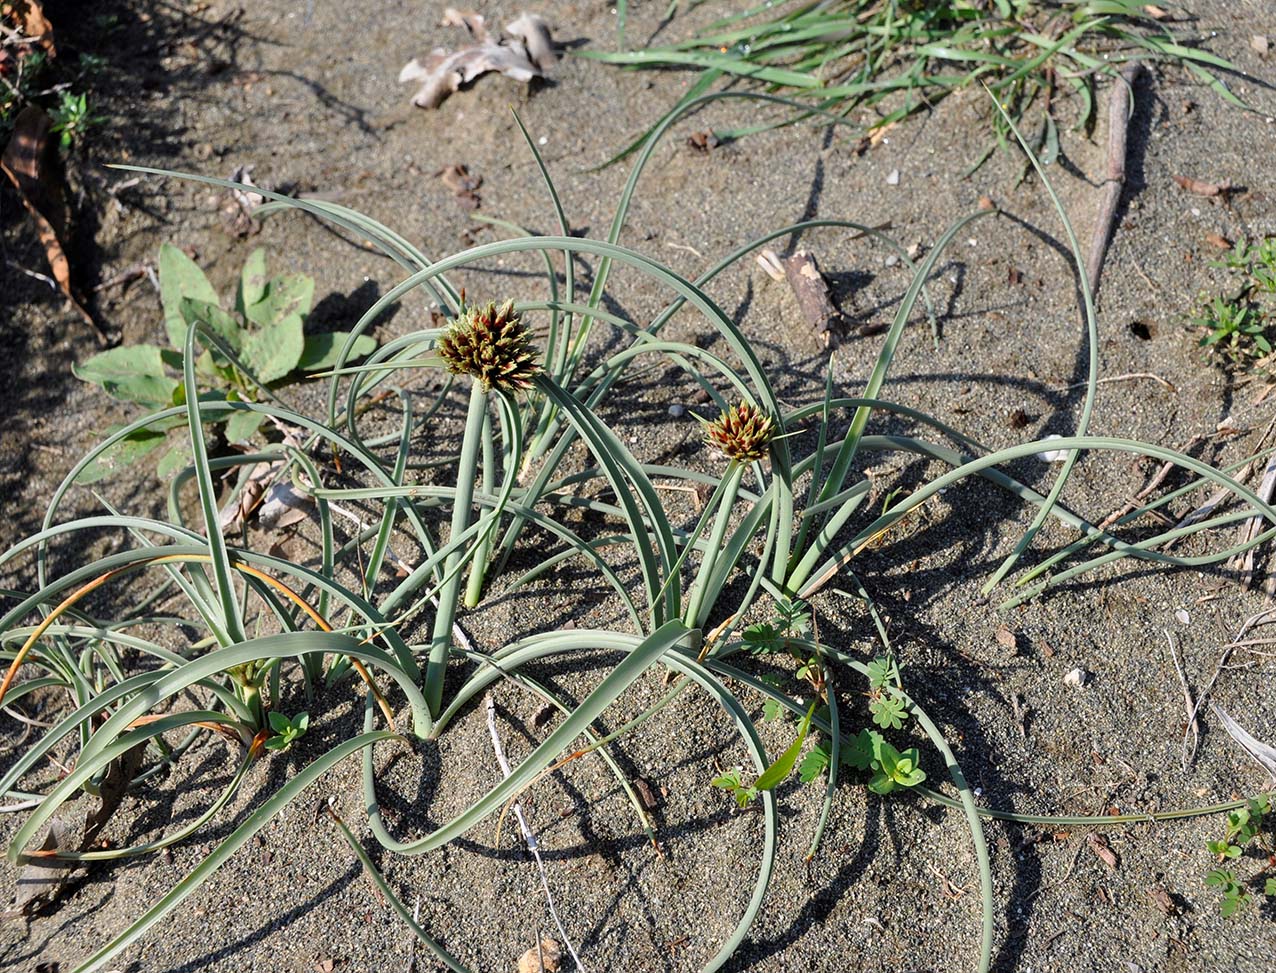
[1085, 62, 1143, 301]
[782, 248, 845, 345]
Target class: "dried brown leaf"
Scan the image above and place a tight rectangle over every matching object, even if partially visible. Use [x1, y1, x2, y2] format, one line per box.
[1204, 231, 1232, 250]
[1, 106, 99, 336]
[517, 939, 561, 973]
[633, 777, 660, 811]
[258, 481, 312, 530]
[686, 130, 719, 153]
[2, 0, 56, 54]
[1173, 174, 1232, 197]
[219, 459, 280, 534]
[1087, 832, 1119, 870]
[1147, 886, 1176, 915]
[221, 164, 265, 238]
[506, 12, 557, 72]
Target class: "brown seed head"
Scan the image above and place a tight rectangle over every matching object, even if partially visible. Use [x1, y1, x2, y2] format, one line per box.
[705, 401, 774, 463]
[437, 300, 541, 392]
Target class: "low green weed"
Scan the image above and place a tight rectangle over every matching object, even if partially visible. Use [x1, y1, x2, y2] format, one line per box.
[72, 244, 376, 477]
[1194, 237, 1276, 371]
[47, 89, 102, 148]
[264, 710, 309, 752]
[1204, 793, 1274, 917]
[1, 11, 107, 144]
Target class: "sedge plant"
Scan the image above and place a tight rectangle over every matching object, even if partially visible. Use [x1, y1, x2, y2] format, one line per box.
[4, 103, 1276, 973]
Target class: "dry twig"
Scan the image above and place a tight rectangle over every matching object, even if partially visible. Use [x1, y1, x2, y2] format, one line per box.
[1085, 62, 1142, 301]
[485, 696, 586, 972]
[1163, 629, 1199, 769]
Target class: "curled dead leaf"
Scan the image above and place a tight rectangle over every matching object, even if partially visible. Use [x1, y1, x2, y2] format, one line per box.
[436, 163, 482, 209]
[400, 10, 556, 109]
[220, 462, 270, 533]
[506, 13, 557, 72]
[221, 164, 265, 238]
[1147, 885, 1176, 915]
[687, 130, 719, 153]
[258, 480, 312, 531]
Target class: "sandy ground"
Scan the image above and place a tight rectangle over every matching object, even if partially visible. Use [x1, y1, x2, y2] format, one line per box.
[3, 1, 1276, 971]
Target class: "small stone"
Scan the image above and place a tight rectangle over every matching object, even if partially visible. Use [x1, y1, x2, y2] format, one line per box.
[1036, 435, 1069, 463]
[883, 254, 899, 268]
[885, 169, 900, 186]
[668, 403, 686, 418]
[1063, 667, 1088, 688]
[1252, 34, 1269, 55]
[1175, 608, 1190, 625]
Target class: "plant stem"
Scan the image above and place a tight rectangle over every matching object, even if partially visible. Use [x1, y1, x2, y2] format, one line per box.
[463, 407, 496, 608]
[239, 676, 264, 730]
[425, 381, 487, 716]
[684, 463, 744, 628]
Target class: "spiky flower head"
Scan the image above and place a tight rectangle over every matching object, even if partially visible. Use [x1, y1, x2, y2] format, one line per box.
[705, 401, 774, 463]
[437, 299, 541, 393]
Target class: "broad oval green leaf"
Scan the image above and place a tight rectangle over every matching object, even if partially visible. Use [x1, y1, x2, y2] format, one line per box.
[74, 427, 167, 483]
[224, 408, 264, 444]
[245, 272, 313, 328]
[180, 297, 242, 352]
[297, 331, 378, 371]
[237, 247, 268, 313]
[242, 317, 305, 382]
[159, 243, 219, 347]
[73, 345, 177, 408]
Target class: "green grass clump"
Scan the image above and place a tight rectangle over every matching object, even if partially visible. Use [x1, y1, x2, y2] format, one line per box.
[2, 105, 1276, 973]
[588, 0, 1248, 168]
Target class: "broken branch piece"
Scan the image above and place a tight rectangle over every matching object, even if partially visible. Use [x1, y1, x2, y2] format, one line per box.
[782, 249, 847, 346]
